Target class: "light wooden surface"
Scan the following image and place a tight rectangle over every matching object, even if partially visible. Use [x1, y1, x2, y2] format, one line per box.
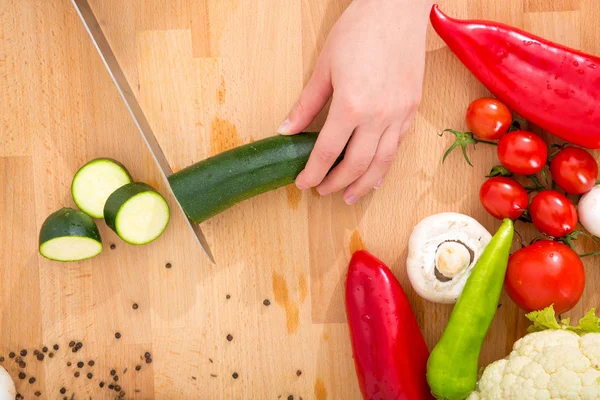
[1, 0, 599, 398]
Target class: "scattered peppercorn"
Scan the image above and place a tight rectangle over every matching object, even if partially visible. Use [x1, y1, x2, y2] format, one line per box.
[99, 382, 105, 388]
[110, 369, 116, 376]
[48, 352, 54, 358]
[20, 350, 27, 357]
[114, 385, 121, 391]
[15, 356, 22, 363]
[108, 384, 114, 390]
[263, 299, 271, 306]
[19, 361, 26, 368]
[69, 341, 75, 348]
[113, 375, 119, 382]
[77, 361, 84, 368]
[226, 334, 233, 342]
[226, 294, 231, 299]
[135, 389, 141, 393]
[34, 391, 41, 397]
[145, 358, 152, 364]
[165, 263, 172, 269]
[37, 354, 44, 361]
[87, 373, 93, 379]
[232, 372, 239, 379]
[8, 352, 15, 359]
[288, 396, 294, 400]
[60, 388, 66, 395]
[29, 377, 36, 384]
[210, 374, 217, 378]
[115, 332, 121, 339]
[74, 372, 80, 378]
[66, 362, 72, 367]
[0, 357, 3, 362]
[119, 391, 125, 397]
[18, 372, 26, 380]
[33, 350, 39, 356]
[132, 303, 139, 310]
[135, 365, 141, 371]
[296, 370, 302, 376]
[110, 244, 116, 250]
[16, 394, 23, 400]
[88, 360, 95, 367]
[42, 346, 48, 353]
[144, 352, 151, 359]
[53, 344, 59, 351]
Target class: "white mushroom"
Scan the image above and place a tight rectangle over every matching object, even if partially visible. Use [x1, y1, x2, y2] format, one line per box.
[407, 212, 492, 303]
[0, 366, 16, 400]
[578, 185, 600, 237]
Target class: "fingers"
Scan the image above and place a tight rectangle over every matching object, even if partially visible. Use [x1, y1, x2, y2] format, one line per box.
[294, 98, 356, 189]
[315, 123, 384, 196]
[342, 123, 404, 204]
[278, 58, 333, 135]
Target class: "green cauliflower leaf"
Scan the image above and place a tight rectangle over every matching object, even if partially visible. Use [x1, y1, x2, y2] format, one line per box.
[526, 305, 600, 335]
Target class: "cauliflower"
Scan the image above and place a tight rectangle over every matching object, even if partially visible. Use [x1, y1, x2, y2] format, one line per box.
[467, 306, 600, 400]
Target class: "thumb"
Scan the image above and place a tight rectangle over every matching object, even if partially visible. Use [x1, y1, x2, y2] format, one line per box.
[278, 59, 333, 135]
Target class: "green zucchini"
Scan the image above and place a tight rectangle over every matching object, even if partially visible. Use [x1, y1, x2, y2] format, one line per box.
[71, 158, 132, 218]
[168, 132, 319, 223]
[39, 207, 103, 262]
[104, 182, 170, 245]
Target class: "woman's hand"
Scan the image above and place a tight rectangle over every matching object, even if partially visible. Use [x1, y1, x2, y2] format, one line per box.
[278, 0, 432, 204]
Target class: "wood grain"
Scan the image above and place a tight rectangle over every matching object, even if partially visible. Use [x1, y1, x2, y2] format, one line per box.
[1, 0, 600, 398]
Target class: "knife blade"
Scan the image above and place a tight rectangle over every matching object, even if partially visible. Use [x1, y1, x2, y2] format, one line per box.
[72, 0, 215, 264]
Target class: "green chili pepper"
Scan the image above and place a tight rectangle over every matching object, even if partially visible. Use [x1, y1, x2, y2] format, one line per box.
[426, 218, 514, 400]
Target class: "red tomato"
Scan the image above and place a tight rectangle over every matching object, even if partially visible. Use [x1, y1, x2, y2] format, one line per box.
[466, 98, 512, 140]
[529, 190, 577, 237]
[479, 177, 529, 220]
[505, 241, 584, 314]
[497, 131, 548, 175]
[550, 147, 598, 194]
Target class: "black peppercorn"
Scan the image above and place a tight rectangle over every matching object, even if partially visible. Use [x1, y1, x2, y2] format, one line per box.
[20, 349, 27, 357]
[74, 372, 80, 378]
[60, 387, 66, 394]
[34, 391, 41, 397]
[165, 263, 172, 269]
[37, 354, 44, 361]
[0, 357, 4, 362]
[29, 377, 36, 384]
[110, 244, 116, 250]
[66, 362, 72, 367]
[226, 334, 233, 341]
[19, 361, 26, 368]
[18, 372, 26, 380]
[33, 350, 39, 356]
[296, 370, 302, 376]
[53, 344, 59, 351]
[232, 372, 239, 379]
[88, 360, 95, 366]
[132, 303, 139, 310]
[110, 369, 116, 376]
[114, 385, 121, 391]
[15, 356, 22, 363]
[42, 346, 48, 353]
[99, 382, 105, 388]
[263, 299, 271, 306]
[226, 294, 231, 299]
[87, 373, 93, 379]
[145, 357, 152, 364]
[48, 352, 54, 358]
[8, 352, 15, 359]
[108, 384, 114, 390]
[77, 361, 84, 368]
[288, 396, 294, 400]
[144, 352, 151, 359]
[68, 341, 75, 348]
[115, 332, 121, 339]
[135, 365, 141, 371]
[113, 375, 119, 382]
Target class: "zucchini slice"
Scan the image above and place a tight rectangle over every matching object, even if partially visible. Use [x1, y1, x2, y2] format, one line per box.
[71, 158, 132, 218]
[104, 182, 170, 245]
[168, 132, 319, 223]
[39, 207, 103, 262]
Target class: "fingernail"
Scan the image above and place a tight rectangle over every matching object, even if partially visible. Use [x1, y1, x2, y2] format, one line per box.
[344, 195, 358, 205]
[374, 178, 384, 189]
[277, 119, 291, 134]
[317, 187, 329, 196]
[296, 182, 307, 190]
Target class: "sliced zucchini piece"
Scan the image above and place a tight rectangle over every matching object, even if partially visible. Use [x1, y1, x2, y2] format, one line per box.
[104, 182, 170, 245]
[39, 207, 103, 262]
[71, 158, 132, 218]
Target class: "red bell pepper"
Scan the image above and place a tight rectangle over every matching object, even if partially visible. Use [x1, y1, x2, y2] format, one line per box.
[345, 250, 433, 400]
[430, 4, 600, 149]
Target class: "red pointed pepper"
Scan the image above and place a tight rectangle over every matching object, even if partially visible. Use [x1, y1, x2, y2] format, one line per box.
[430, 4, 600, 149]
[345, 250, 433, 400]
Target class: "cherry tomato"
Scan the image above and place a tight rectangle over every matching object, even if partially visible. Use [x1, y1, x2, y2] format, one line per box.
[505, 241, 584, 314]
[550, 147, 598, 194]
[466, 98, 512, 140]
[529, 190, 577, 237]
[479, 177, 529, 220]
[497, 131, 548, 175]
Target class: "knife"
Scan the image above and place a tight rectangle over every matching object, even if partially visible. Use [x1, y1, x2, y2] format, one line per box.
[72, 0, 216, 264]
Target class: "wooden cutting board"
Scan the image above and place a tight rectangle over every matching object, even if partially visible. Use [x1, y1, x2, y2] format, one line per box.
[1, 0, 599, 398]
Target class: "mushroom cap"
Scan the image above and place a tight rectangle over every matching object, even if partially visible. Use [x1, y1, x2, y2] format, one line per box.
[578, 185, 600, 237]
[0, 366, 15, 400]
[407, 212, 492, 304]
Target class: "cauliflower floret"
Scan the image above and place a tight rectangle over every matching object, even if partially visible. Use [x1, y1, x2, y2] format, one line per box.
[470, 331, 600, 400]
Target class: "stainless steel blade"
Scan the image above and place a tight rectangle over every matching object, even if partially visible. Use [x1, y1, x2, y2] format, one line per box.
[72, 0, 215, 264]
